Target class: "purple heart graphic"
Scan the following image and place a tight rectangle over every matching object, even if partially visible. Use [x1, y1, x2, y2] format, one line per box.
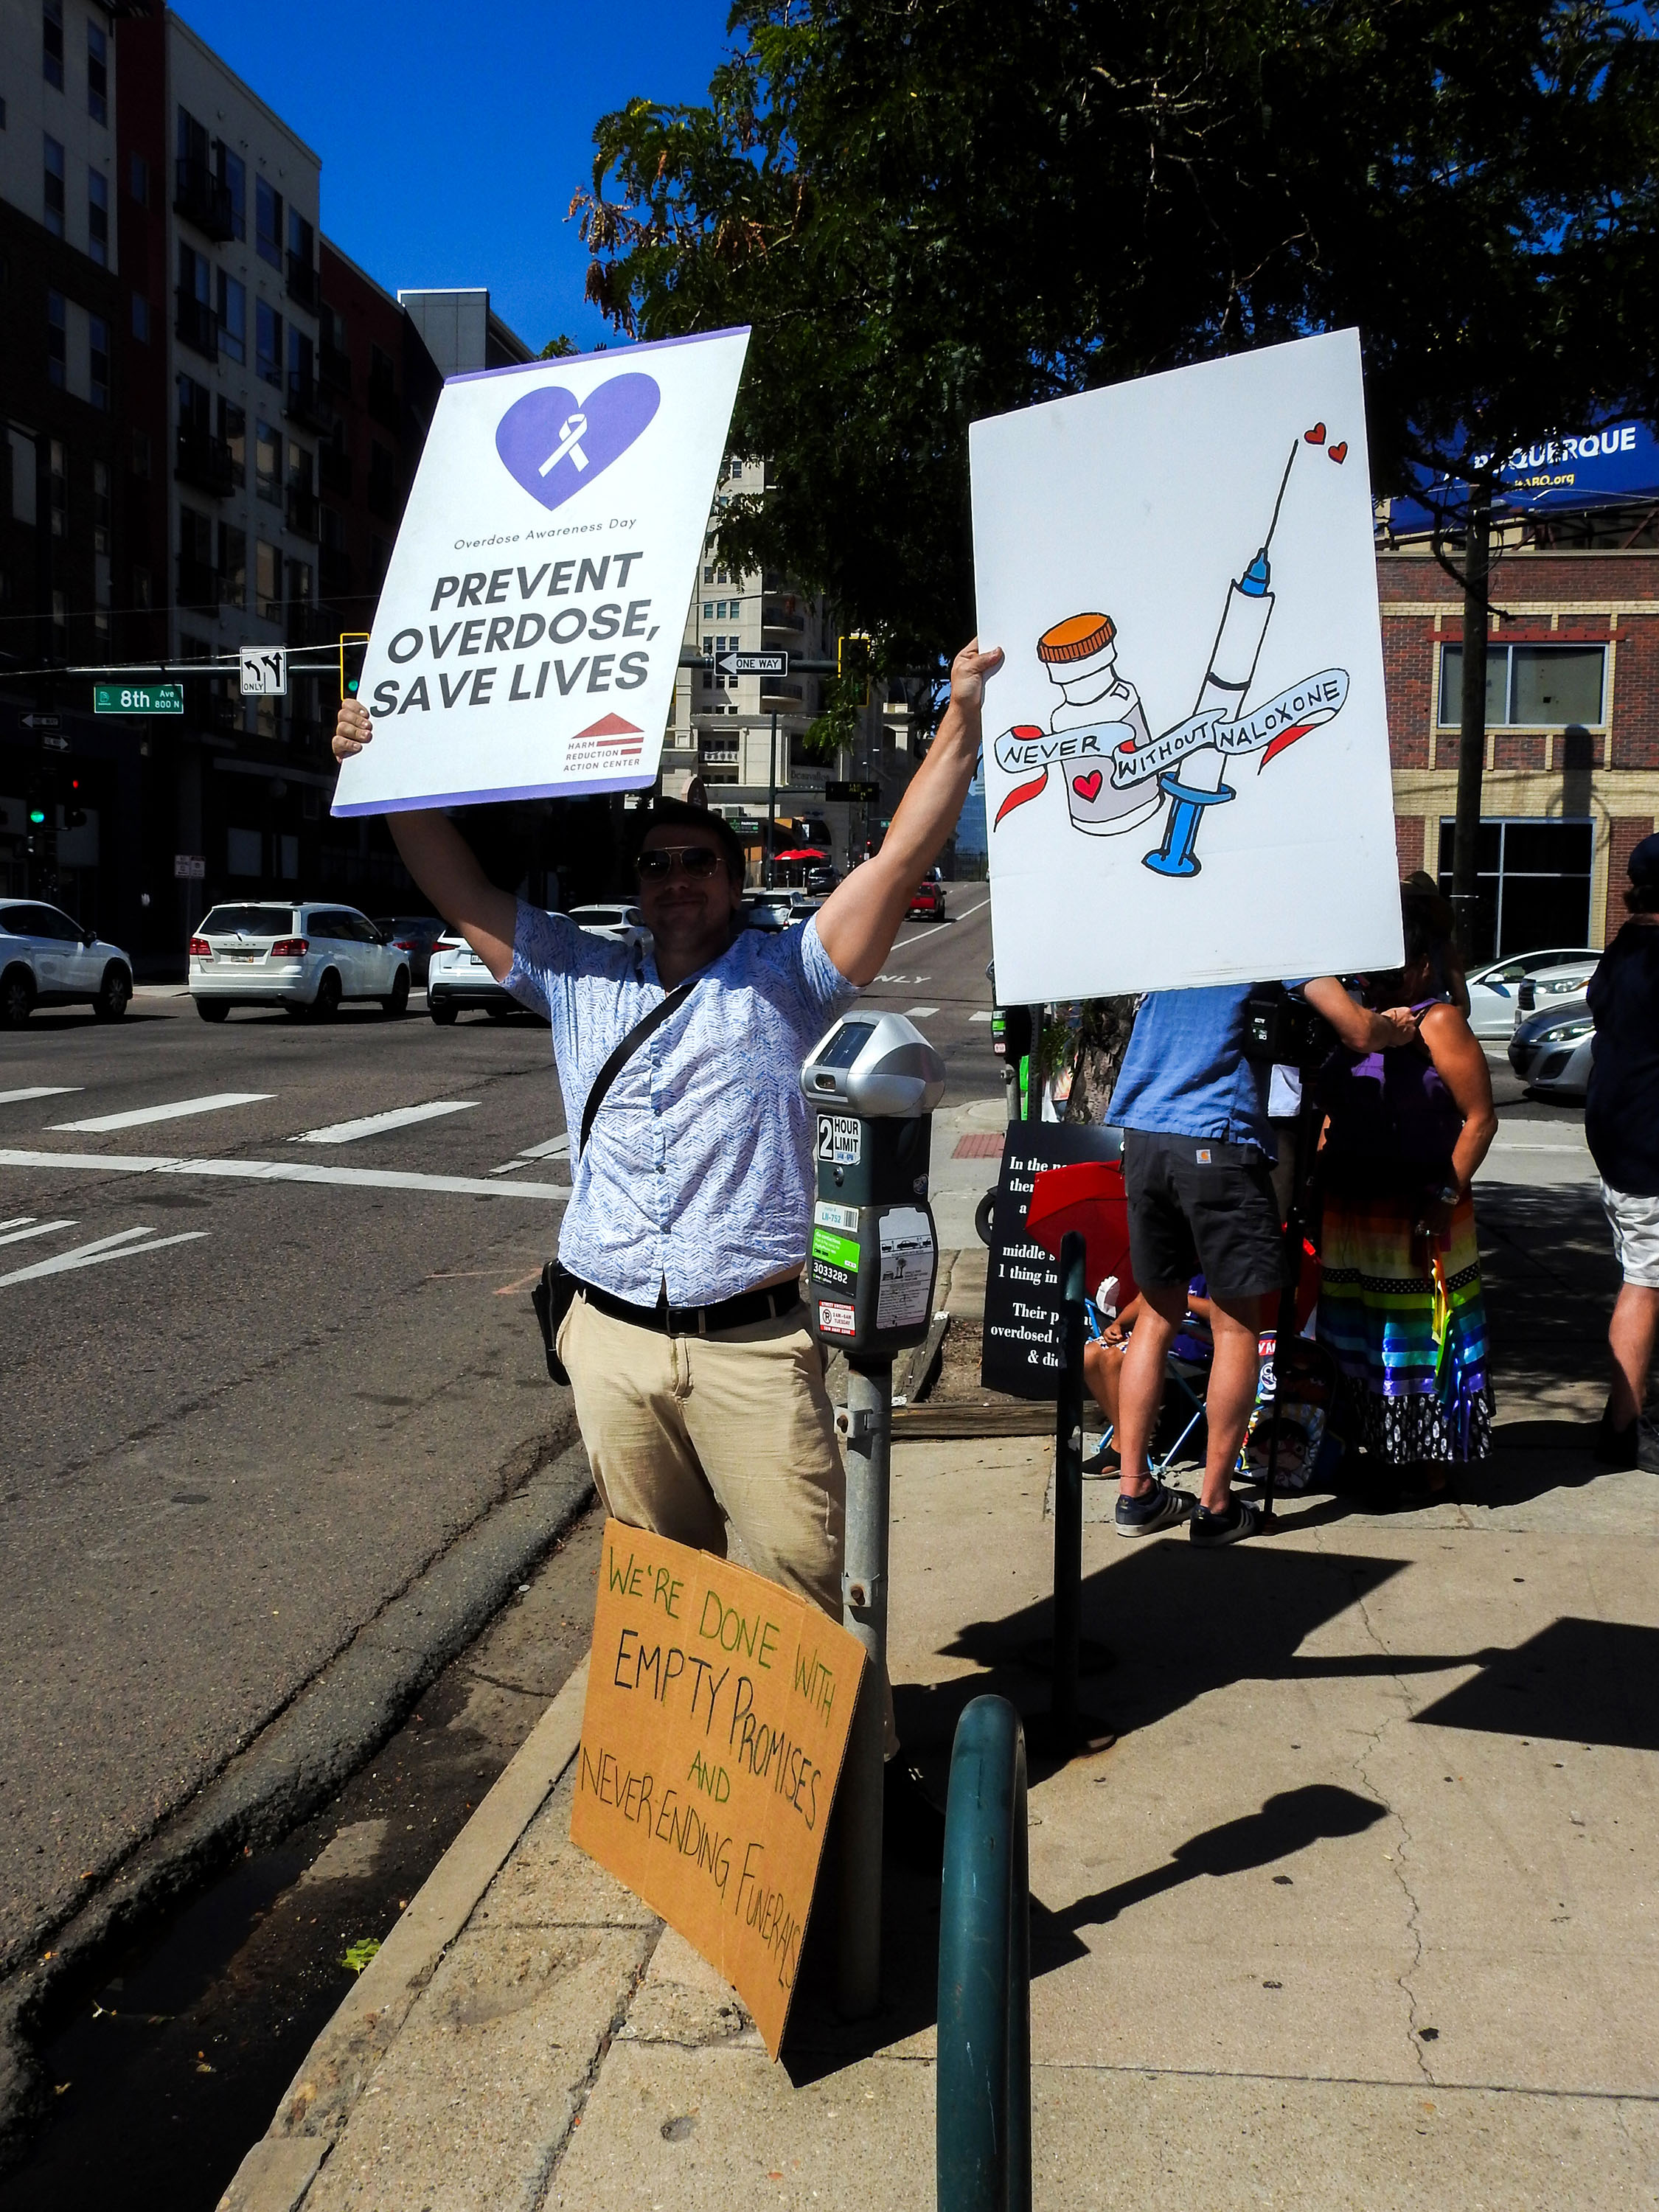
[495, 375, 661, 512]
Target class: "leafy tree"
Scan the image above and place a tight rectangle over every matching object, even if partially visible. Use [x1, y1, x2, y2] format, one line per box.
[574, 0, 1659, 705]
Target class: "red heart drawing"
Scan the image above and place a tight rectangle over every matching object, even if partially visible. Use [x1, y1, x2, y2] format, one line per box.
[1304, 422, 1326, 445]
[1329, 440, 1348, 464]
[1072, 771, 1103, 803]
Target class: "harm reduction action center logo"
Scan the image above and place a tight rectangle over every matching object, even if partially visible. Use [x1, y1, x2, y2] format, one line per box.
[495, 375, 661, 512]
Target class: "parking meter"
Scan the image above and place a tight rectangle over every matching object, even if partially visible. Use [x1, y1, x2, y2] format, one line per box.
[802, 1011, 946, 1358]
[799, 1010, 945, 2019]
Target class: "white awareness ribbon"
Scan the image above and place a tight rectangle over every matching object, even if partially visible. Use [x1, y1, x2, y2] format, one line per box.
[539, 411, 590, 477]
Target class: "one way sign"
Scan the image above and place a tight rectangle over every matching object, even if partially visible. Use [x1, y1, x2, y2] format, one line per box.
[715, 650, 788, 678]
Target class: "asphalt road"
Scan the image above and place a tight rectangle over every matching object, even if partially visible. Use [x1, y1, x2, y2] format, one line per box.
[0, 893, 1001, 2000]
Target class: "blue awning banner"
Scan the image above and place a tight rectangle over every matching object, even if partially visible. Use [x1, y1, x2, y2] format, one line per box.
[1385, 417, 1659, 534]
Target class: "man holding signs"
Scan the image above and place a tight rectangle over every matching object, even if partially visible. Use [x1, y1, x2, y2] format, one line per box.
[330, 639, 999, 1724]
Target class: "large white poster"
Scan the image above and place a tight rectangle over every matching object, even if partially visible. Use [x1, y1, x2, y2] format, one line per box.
[970, 330, 1403, 1001]
[333, 327, 749, 817]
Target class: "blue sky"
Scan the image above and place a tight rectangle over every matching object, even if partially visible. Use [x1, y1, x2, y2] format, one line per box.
[170, 1, 734, 352]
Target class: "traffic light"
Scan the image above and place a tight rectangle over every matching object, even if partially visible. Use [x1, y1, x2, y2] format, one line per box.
[63, 776, 86, 830]
[27, 804, 46, 827]
[838, 632, 872, 707]
[339, 633, 370, 702]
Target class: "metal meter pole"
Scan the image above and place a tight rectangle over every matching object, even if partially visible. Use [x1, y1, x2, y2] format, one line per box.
[838, 1354, 892, 2017]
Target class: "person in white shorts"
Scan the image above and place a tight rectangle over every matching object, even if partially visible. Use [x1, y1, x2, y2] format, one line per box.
[1585, 832, 1659, 1467]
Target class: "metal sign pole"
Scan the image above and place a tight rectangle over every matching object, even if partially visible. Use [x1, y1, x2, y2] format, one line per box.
[837, 1354, 892, 2018]
[765, 709, 779, 888]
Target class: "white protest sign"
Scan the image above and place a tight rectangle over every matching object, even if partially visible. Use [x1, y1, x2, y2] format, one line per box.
[332, 327, 749, 818]
[970, 329, 1403, 1001]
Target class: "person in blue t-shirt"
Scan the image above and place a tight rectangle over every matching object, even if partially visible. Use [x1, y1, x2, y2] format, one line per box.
[1107, 977, 1416, 1544]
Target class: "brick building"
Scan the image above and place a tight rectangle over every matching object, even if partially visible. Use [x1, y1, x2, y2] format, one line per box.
[1380, 543, 1659, 959]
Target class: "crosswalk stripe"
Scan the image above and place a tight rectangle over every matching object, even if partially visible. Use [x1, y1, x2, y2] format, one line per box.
[291, 1100, 479, 1145]
[970, 1010, 995, 1023]
[904, 1005, 939, 1018]
[0, 1225, 208, 1291]
[490, 1132, 570, 1175]
[0, 1087, 83, 1107]
[51, 1092, 272, 1134]
[0, 1150, 569, 1203]
[0, 1217, 76, 1248]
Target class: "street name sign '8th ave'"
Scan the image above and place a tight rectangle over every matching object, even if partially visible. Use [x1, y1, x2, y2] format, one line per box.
[94, 683, 184, 714]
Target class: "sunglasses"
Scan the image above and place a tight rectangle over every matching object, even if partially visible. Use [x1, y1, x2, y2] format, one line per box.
[636, 845, 724, 882]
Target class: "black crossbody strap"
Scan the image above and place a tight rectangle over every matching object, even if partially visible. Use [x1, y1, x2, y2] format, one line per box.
[577, 978, 696, 1155]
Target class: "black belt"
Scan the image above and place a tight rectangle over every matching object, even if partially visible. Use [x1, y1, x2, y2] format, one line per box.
[577, 1276, 802, 1338]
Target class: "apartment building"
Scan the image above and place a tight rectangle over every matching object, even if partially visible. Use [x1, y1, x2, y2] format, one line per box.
[1380, 540, 1659, 956]
[0, 0, 129, 922]
[661, 453, 917, 869]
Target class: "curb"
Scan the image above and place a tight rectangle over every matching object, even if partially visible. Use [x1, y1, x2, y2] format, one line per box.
[0, 1425, 589, 2168]
[216, 1654, 593, 2212]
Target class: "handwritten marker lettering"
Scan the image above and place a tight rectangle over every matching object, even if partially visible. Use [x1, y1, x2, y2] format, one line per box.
[539, 411, 590, 478]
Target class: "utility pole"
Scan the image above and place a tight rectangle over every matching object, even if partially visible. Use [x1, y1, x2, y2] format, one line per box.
[765, 709, 779, 889]
[1451, 473, 1494, 961]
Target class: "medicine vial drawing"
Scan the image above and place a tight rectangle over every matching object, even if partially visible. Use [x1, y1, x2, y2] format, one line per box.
[990, 428, 1352, 878]
[969, 327, 1405, 1001]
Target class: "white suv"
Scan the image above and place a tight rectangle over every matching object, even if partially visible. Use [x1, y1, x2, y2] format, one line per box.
[0, 901, 133, 1026]
[189, 902, 411, 1021]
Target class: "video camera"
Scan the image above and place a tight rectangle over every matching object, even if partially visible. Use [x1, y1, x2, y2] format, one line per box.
[1242, 984, 1335, 1074]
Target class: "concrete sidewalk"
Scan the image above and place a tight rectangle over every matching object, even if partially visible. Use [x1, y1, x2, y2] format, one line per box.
[222, 1192, 1659, 2211]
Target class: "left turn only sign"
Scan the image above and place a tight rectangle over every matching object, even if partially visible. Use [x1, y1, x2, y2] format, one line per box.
[240, 647, 288, 697]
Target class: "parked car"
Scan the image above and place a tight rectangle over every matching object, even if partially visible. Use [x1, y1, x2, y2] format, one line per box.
[804, 861, 838, 896]
[0, 901, 133, 1026]
[740, 889, 794, 933]
[1514, 957, 1601, 1018]
[906, 874, 947, 921]
[1507, 995, 1595, 1100]
[372, 914, 448, 986]
[568, 902, 650, 950]
[1465, 947, 1599, 1038]
[188, 902, 411, 1020]
[426, 933, 521, 1023]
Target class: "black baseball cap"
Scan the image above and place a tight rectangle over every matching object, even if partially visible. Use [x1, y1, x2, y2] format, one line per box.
[1629, 832, 1659, 888]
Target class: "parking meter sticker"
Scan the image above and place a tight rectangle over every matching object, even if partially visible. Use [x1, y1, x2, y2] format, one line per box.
[875, 1206, 935, 1332]
[573, 1521, 864, 2058]
[818, 1300, 856, 1336]
[813, 1200, 859, 1233]
[811, 1228, 860, 1271]
[816, 1114, 862, 1166]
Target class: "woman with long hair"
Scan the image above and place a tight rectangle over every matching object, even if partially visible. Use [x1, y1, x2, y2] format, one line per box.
[1315, 894, 1500, 1498]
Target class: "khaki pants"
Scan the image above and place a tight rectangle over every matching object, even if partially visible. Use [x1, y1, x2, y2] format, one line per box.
[557, 1291, 894, 1750]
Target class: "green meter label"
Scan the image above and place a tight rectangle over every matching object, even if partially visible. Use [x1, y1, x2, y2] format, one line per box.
[812, 1228, 860, 1271]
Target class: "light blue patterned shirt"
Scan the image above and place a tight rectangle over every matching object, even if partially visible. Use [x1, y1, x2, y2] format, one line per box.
[507, 901, 859, 1305]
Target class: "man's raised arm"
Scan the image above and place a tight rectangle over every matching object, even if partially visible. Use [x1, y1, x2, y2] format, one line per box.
[815, 640, 1004, 987]
[333, 698, 517, 980]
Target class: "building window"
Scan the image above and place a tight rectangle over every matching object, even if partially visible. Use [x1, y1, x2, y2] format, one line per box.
[93, 458, 110, 546]
[255, 176, 282, 268]
[1436, 818, 1595, 964]
[218, 271, 246, 363]
[256, 299, 282, 388]
[88, 167, 108, 263]
[178, 372, 209, 431]
[43, 0, 63, 89]
[51, 588, 68, 644]
[367, 441, 396, 518]
[219, 397, 246, 486]
[255, 420, 281, 505]
[87, 21, 107, 124]
[219, 145, 246, 240]
[47, 288, 66, 386]
[132, 565, 150, 608]
[1438, 642, 1607, 729]
[44, 133, 65, 234]
[128, 153, 149, 204]
[703, 601, 713, 619]
[131, 428, 150, 477]
[288, 321, 314, 404]
[256, 540, 282, 620]
[88, 313, 108, 409]
[220, 523, 246, 610]
[49, 439, 66, 539]
[132, 292, 150, 342]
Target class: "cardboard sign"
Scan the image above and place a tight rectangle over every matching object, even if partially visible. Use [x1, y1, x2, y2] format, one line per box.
[332, 328, 749, 817]
[981, 1124, 1126, 1398]
[571, 1520, 863, 2059]
[970, 328, 1404, 1001]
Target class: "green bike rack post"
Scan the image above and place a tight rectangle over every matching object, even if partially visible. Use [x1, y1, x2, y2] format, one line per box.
[936, 1695, 1032, 2212]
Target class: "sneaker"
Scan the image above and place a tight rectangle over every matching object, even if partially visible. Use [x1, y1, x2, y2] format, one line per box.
[1189, 1496, 1261, 1547]
[1114, 1478, 1192, 1538]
